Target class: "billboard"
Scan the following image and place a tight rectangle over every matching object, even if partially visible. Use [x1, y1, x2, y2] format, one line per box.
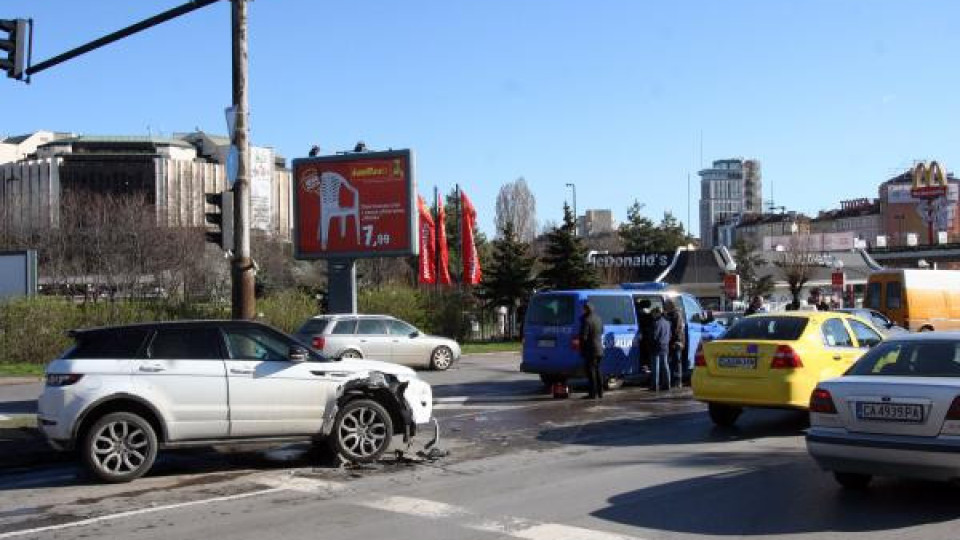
[250, 147, 275, 231]
[292, 150, 416, 259]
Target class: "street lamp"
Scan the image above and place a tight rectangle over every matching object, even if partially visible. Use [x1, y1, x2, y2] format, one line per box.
[565, 183, 577, 235]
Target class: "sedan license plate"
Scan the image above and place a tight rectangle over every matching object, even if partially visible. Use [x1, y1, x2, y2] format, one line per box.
[537, 338, 556, 348]
[717, 356, 757, 369]
[855, 402, 924, 423]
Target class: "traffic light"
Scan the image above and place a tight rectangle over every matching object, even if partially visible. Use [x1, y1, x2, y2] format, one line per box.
[205, 191, 234, 250]
[0, 19, 27, 80]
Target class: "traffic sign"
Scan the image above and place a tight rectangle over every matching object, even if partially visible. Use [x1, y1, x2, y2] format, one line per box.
[226, 145, 239, 187]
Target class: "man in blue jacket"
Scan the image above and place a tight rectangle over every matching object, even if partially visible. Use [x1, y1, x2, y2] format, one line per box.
[649, 307, 672, 391]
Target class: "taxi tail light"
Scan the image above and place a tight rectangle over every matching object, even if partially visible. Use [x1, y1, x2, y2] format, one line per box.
[809, 387, 837, 414]
[945, 396, 960, 421]
[570, 337, 580, 352]
[312, 336, 326, 350]
[694, 343, 706, 367]
[771, 345, 803, 369]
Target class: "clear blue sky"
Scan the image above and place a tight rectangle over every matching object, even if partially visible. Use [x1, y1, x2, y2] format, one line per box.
[3, 0, 960, 238]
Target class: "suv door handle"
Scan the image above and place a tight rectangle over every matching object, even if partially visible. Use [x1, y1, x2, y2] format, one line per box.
[230, 367, 255, 375]
[138, 363, 166, 373]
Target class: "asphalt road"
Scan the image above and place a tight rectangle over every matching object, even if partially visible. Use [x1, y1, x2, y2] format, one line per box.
[3, 353, 960, 539]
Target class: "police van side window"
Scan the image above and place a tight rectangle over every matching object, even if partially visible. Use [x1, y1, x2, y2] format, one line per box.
[587, 295, 637, 326]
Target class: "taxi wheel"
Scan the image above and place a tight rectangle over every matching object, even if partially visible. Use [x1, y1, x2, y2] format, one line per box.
[834, 472, 872, 490]
[708, 404, 742, 427]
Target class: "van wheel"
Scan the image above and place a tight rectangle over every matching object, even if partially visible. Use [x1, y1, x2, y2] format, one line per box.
[82, 412, 158, 483]
[834, 472, 872, 490]
[539, 374, 566, 388]
[605, 376, 624, 390]
[708, 404, 742, 427]
[332, 399, 393, 463]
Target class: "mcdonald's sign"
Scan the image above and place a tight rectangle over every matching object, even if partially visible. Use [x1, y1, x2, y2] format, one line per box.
[911, 161, 949, 199]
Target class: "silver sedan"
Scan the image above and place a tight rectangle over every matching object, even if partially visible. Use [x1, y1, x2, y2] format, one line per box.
[294, 314, 461, 371]
[806, 332, 960, 489]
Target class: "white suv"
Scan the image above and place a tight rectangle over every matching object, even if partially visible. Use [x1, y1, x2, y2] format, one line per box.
[38, 320, 435, 483]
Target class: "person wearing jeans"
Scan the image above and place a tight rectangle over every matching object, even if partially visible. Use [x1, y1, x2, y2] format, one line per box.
[649, 307, 672, 391]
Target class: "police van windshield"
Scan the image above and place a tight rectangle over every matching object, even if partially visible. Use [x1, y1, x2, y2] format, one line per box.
[527, 294, 575, 326]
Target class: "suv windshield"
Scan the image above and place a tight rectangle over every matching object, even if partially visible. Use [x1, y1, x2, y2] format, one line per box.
[848, 340, 960, 377]
[723, 317, 808, 341]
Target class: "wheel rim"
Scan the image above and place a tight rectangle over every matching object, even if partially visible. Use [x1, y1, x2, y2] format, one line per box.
[91, 420, 149, 475]
[432, 348, 452, 369]
[339, 406, 388, 458]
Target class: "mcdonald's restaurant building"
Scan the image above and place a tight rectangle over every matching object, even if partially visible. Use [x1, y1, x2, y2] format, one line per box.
[879, 163, 960, 246]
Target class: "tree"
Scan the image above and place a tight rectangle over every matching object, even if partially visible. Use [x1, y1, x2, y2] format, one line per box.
[618, 201, 692, 253]
[774, 235, 818, 306]
[539, 203, 599, 290]
[478, 222, 537, 337]
[733, 239, 774, 299]
[494, 177, 537, 243]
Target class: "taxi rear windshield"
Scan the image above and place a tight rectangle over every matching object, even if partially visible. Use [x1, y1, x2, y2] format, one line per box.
[723, 317, 808, 341]
[527, 295, 575, 326]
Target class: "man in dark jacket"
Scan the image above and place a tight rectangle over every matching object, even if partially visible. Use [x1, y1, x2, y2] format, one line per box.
[579, 302, 604, 399]
[649, 307, 672, 391]
[664, 299, 686, 388]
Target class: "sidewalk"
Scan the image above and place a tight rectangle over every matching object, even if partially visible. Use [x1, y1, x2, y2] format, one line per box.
[0, 376, 40, 386]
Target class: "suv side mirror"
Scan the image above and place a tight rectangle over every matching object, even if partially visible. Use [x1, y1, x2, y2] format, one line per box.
[409, 331, 421, 338]
[288, 346, 309, 363]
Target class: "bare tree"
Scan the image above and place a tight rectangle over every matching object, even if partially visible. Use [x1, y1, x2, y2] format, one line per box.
[494, 177, 537, 243]
[774, 235, 818, 307]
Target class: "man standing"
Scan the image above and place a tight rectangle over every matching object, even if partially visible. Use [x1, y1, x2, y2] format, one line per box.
[579, 302, 604, 399]
[745, 295, 765, 316]
[808, 288, 830, 311]
[664, 299, 686, 388]
[649, 307, 672, 391]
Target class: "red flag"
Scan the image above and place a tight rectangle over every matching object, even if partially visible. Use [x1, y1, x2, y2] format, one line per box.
[417, 196, 435, 285]
[436, 193, 453, 285]
[461, 190, 482, 285]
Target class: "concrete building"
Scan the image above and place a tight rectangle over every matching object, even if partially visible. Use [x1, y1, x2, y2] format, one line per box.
[0, 131, 292, 240]
[0, 131, 73, 164]
[735, 212, 811, 249]
[878, 165, 960, 247]
[577, 209, 615, 236]
[810, 198, 881, 248]
[698, 158, 762, 248]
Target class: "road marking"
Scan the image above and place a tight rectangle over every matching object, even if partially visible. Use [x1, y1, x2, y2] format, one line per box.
[0, 487, 284, 539]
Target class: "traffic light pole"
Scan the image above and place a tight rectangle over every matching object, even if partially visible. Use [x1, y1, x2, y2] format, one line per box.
[231, 0, 255, 319]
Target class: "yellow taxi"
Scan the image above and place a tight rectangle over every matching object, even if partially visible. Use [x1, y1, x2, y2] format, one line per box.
[693, 311, 884, 427]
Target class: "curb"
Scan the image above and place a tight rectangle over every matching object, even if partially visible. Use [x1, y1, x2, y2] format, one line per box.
[0, 377, 41, 386]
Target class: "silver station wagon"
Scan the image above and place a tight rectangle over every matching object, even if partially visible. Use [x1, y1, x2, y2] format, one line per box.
[295, 314, 461, 371]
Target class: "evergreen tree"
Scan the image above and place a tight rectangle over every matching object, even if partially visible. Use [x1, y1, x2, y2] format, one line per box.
[478, 222, 537, 337]
[618, 201, 692, 252]
[539, 203, 599, 290]
[733, 239, 774, 300]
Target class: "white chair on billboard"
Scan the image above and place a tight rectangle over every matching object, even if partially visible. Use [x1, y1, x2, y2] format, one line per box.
[318, 171, 361, 249]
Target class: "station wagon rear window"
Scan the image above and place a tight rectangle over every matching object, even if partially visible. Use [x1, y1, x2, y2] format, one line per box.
[723, 317, 808, 341]
[848, 340, 960, 377]
[527, 295, 575, 326]
[297, 318, 330, 335]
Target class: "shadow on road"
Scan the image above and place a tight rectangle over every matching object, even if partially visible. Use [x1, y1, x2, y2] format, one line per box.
[592, 459, 960, 535]
[538, 408, 809, 448]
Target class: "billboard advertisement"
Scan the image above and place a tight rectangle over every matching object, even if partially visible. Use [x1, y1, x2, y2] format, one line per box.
[292, 150, 416, 259]
[250, 147, 275, 231]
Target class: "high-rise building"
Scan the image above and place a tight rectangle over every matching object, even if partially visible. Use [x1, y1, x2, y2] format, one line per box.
[698, 158, 762, 248]
[577, 209, 615, 237]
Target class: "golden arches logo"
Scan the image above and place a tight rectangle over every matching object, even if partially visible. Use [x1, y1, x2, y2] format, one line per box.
[911, 161, 949, 198]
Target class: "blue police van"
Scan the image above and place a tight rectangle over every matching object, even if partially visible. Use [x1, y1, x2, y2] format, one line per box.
[520, 283, 725, 389]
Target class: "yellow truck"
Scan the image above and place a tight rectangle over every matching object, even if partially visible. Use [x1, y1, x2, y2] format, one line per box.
[865, 269, 960, 332]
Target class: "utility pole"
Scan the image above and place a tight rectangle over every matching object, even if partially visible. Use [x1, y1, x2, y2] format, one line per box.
[231, 0, 255, 319]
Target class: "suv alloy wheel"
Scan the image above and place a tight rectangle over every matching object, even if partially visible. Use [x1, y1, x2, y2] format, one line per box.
[82, 412, 159, 483]
[332, 399, 394, 463]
